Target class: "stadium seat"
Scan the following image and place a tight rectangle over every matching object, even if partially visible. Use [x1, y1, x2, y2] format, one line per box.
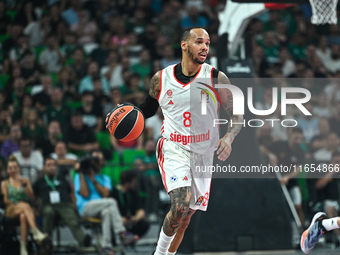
[0, 34, 10, 44]
[0, 74, 10, 90]
[5, 10, 17, 22]
[122, 149, 145, 165]
[96, 132, 111, 150]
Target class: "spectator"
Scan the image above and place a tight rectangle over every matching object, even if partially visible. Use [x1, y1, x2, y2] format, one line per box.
[36, 120, 62, 158]
[130, 49, 152, 80]
[314, 133, 340, 163]
[181, 6, 208, 30]
[22, 108, 45, 141]
[8, 34, 32, 65]
[278, 47, 295, 77]
[14, 1, 37, 27]
[20, 50, 42, 87]
[63, 111, 99, 154]
[111, 170, 150, 238]
[49, 3, 63, 32]
[161, 45, 180, 68]
[61, 0, 83, 26]
[70, 9, 98, 46]
[267, 127, 306, 228]
[74, 150, 137, 255]
[3, 23, 23, 54]
[12, 137, 44, 183]
[55, 67, 77, 101]
[1, 156, 48, 255]
[329, 102, 340, 137]
[0, 107, 12, 143]
[112, 18, 129, 48]
[297, 103, 319, 143]
[122, 32, 143, 66]
[313, 93, 332, 118]
[100, 51, 124, 88]
[45, 87, 72, 127]
[33, 157, 90, 248]
[103, 88, 124, 118]
[323, 44, 340, 74]
[39, 34, 65, 73]
[50, 140, 78, 168]
[252, 45, 270, 77]
[1, 124, 22, 159]
[258, 31, 279, 64]
[288, 59, 306, 78]
[0, 1, 11, 34]
[77, 90, 103, 131]
[33, 75, 52, 114]
[90, 31, 112, 68]
[94, 0, 117, 27]
[78, 61, 110, 95]
[324, 71, 340, 104]
[93, 76, 110, 114]
[13, 93, 33, 125]
[288, 33, 307, 60]
[59, 32, 77, 62]
[23, 13, 51, 47]
[5, 77, 26, 110]
[316, 35, 331, 64]
[51, 140, 77, 181]
[70, 47, 88, 85]
[328, 24, 340, 46]
[138, 23, 158, 60]
[121, 73, 145, 104]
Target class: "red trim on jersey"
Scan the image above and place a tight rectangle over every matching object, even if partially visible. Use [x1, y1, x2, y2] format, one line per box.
[173, 63, 202, 87]
[157, 138, 167, 192]
[157, 70, 163, 101]
[211, 67, 214, 88]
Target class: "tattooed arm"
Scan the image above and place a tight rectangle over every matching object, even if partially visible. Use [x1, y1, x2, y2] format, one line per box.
[215, 71, 244, 161]
[137, 71, 161, 118]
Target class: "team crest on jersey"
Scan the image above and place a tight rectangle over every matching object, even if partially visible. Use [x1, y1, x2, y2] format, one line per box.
[201, 89, 210, 103]
[195, 196, 204, 205]
[166, 89, 173, 97]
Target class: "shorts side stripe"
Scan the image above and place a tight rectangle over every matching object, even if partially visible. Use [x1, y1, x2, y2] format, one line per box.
[157, 138, 167, 192]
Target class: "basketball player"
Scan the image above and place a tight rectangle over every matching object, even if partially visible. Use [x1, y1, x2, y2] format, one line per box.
[108, 27, 243, 255]
[301, 152, 340, 254]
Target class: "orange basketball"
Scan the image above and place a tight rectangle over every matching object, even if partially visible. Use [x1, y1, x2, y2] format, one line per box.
[106, 104, 145, 142]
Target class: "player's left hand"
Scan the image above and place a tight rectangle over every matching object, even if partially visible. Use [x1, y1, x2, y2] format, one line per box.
[215, 138, 232, 161]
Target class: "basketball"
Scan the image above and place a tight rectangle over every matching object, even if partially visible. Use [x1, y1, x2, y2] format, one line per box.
[106, 104, 145, 142]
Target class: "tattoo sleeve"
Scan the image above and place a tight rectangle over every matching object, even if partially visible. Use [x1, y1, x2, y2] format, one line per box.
[163, 187, 191, 236]
[218, 71, 244, 142]
[149, 71, 161, 99]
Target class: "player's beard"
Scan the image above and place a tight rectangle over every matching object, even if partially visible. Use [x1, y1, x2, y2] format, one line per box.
[188, 46, 205, 64]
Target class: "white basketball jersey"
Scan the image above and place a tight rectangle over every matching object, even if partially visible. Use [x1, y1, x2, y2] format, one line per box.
[158, 63, 220, 154]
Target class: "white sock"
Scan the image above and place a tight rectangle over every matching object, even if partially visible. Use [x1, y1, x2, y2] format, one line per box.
[322, 217, 340, 231]
[168, 251, 176, 255]
[154, 228, 175, 255]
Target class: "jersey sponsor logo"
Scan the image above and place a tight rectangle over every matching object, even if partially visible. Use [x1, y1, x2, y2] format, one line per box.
[168, 100, 174, 105]
[195, 196, 204, 205]
[182, 176, 188, 181]
[166, 89, 173, 97]
[170, 176, 178, 183]
[169, 130, 210, 146]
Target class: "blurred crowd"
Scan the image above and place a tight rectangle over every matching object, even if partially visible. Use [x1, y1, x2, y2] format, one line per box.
[0, 0, 340, 251]
[249, 6, 340, 242]
[0, 0, 222, 253]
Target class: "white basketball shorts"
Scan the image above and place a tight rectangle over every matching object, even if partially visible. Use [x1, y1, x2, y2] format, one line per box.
[156, 137, 214, 211]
